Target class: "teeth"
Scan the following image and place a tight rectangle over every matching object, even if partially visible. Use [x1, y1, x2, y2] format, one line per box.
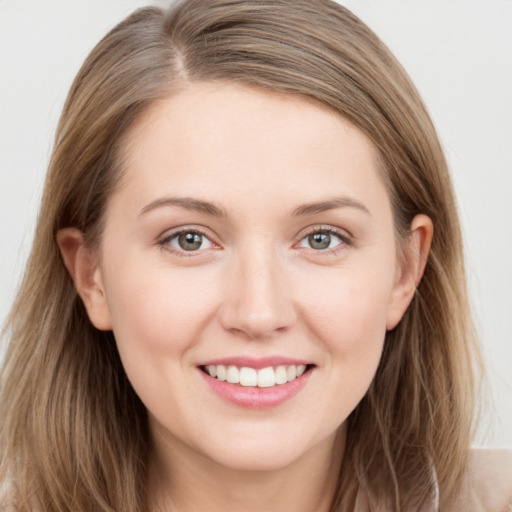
[286, 365, 297, 381]
[205, 364, 309, 387]
[226, 365, 239, 384]
[275, 365, 288, 385]
[239, 367, 257, 387]
[216, 365, 227, 381]
[258, 367, 276, 388]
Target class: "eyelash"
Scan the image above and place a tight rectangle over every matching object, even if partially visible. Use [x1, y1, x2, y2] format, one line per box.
[157, 226, 352, 257]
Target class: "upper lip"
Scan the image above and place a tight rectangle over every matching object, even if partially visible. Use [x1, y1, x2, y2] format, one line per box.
[198, 356, 313, 369]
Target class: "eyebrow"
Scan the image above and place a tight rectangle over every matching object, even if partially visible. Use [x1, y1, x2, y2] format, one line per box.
[139, 195, 370, 218]
[292, 197, 370, 216]
[139, 197, 226, 217]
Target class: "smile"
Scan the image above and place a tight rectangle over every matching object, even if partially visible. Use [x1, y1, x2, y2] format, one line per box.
[202, 364, 308, 388]
[198, 360, 315, 409]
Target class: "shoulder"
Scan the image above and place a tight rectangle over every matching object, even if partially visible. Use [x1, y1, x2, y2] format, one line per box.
[0, 480, 42, 512]
[446, 448, 512, 512]
[0, 480, 18, 512]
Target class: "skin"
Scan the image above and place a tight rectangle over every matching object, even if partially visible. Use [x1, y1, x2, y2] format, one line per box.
[58, 83, 432, 512]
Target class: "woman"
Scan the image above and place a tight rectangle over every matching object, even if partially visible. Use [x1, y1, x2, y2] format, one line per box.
[1, 1, 511, 511]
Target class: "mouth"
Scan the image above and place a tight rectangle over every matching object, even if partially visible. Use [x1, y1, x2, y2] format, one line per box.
[199, 363, 315, 388]
[197, 357, 316, 408]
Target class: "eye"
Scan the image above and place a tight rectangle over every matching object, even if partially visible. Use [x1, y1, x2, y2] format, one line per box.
[165, 230, 214, 252]
[297, 229, 347, 251]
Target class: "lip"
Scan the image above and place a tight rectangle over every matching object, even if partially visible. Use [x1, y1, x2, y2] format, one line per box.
[198, 356, 312, 369]
[198, 362, 314, 410]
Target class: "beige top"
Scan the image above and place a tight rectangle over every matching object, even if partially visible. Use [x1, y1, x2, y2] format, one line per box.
[1, 449, 511, 511]
[353, 449, 512, 512]
[446, 449, 512, 512]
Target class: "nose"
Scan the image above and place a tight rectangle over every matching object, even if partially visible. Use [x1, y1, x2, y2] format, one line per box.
[219, 245, 297, 340]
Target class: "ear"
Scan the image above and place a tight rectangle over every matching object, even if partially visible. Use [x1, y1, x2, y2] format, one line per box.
[386, 214, 433, 330]
[57, 228, 113, 330]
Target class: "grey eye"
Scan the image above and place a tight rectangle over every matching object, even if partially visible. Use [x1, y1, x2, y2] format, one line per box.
[169, 232, 213, 251]
[298, 230, 344, 251]
[308, 232, 331, 250]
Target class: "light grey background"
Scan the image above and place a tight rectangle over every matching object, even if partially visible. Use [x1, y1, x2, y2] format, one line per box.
[1, 0, 511, 447]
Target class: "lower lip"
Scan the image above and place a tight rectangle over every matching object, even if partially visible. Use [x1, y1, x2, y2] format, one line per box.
[199, 368, 313, 409]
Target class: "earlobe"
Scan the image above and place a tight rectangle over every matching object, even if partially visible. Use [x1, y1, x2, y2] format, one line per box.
[386, 214, 433, 330]
[57, 228, 113, 331]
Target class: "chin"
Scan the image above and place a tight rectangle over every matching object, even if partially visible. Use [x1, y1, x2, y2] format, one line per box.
[209, 448, 303, 473]
[200, 430, 330, 474]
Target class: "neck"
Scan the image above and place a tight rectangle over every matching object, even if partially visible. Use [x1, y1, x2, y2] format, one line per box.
[148, 426, 346, 512]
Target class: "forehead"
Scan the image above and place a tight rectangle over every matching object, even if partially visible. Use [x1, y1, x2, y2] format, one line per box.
[125, 82, 360, 152]
[113, 82, 389, 216]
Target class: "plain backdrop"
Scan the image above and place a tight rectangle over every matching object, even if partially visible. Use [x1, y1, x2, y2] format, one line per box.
[1, 0, 511, 448]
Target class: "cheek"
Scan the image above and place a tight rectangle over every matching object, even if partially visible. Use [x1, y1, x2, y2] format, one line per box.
[101, 257, 219, 359]
[99, 258, 222, 423]
[301, 266, 392, 350]
[298, 262, 394, 397]
[302, 275, 391, 420]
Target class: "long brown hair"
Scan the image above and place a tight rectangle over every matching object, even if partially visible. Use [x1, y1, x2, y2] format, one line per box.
[0, 1, 481, 510]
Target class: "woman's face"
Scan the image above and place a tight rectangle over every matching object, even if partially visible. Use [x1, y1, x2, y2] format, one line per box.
[85, 83, 420, 472]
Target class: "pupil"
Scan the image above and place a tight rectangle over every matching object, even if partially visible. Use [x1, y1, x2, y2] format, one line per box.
[309, 232, 330, 250]
[179, 232, 202, 251]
